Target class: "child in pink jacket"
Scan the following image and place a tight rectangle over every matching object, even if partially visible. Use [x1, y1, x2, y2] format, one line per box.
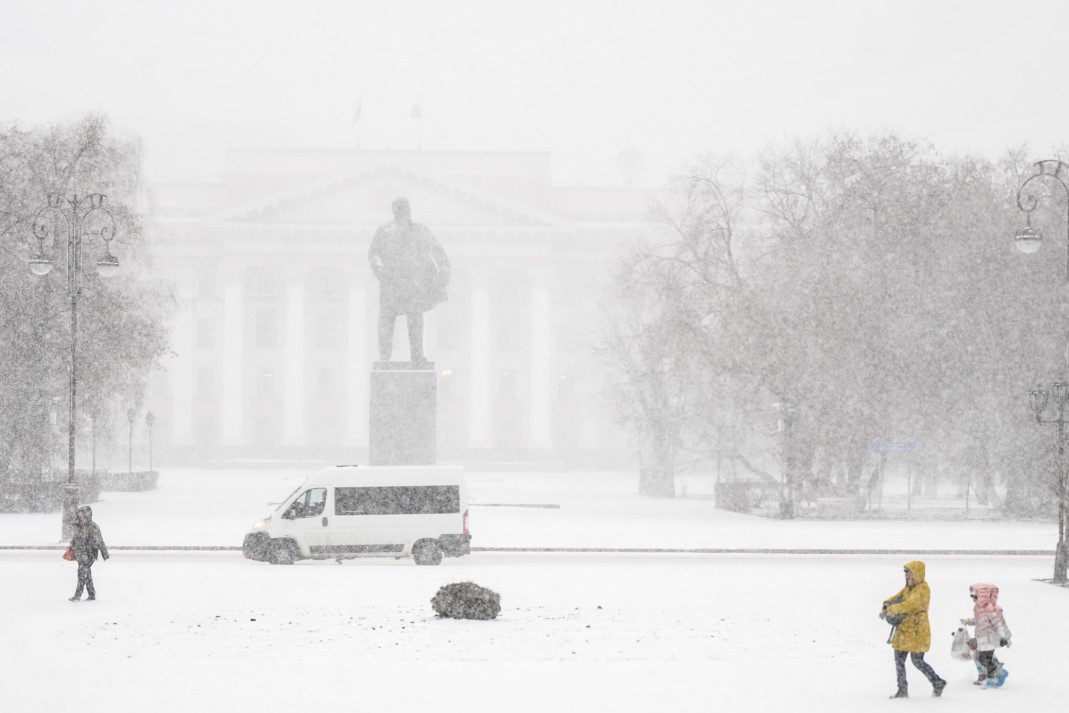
[959, 583, 1012, 688]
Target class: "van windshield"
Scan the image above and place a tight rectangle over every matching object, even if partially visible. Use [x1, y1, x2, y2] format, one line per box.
[275, 486, 303, 512]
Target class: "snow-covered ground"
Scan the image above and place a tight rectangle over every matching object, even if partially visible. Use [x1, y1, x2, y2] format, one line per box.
[1, 468, 1065, 712]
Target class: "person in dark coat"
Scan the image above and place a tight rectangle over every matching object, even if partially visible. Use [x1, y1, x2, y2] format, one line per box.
[368, 197, 450, 363]
[68, 505, 109, 601]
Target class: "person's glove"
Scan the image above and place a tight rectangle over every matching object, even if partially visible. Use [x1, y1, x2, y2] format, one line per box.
[1001, 638, 1011, 648]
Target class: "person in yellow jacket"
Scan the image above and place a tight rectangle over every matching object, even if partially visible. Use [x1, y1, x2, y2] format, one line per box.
[880, 560, 947, 699]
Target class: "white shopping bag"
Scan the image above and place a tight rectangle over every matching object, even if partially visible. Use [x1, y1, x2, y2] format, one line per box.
[950, 626, 973, 661]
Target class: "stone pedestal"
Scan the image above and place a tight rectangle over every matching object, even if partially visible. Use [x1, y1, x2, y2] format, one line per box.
[369, 362, 437, 465]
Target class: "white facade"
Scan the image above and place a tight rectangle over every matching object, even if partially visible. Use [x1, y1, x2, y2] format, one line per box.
[146, 149, 655, 464]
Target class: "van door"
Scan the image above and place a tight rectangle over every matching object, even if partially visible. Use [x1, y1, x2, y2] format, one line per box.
[279, 487, 330, 556]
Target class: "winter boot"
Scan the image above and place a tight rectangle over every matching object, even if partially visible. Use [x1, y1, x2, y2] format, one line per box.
[889, 689, 908, 699]
[68, 595, 81, 602]
[933, 679, 947, 697]
[993, 669, 1009, 688]
[973, 673, 986, 685]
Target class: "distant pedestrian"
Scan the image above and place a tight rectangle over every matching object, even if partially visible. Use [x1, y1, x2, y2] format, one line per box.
[880, 560, 947, 698]
[68, 505, 109, 601]
[960, 583, 1011, 688]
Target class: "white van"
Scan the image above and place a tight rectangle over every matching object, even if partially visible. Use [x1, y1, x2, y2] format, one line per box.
[242, 465, 470, 565]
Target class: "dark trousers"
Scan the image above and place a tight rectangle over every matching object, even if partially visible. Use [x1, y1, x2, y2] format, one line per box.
[978, 650, 1000, 678]
[379, 310, 424, 362]
[894, 650, 943, 692]
[74, 561, 95, 598]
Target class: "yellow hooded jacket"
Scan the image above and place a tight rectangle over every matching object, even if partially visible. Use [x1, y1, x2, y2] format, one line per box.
[883, 560, 932, 652]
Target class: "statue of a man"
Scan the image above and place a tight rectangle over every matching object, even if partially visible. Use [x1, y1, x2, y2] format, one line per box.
[368, 197, 450, 363]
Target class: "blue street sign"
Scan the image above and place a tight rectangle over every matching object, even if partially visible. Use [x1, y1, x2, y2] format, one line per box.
[872, 441, 917, 453]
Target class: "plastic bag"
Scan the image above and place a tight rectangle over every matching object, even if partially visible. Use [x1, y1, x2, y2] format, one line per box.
[950, 626, 973, 661]
[62, 545, 75, 561]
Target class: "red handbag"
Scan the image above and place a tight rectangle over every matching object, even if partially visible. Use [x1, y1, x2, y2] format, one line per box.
[63, 545, 75, 561]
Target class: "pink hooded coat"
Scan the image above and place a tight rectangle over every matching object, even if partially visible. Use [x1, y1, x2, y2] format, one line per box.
[962, 582, 1011, 651]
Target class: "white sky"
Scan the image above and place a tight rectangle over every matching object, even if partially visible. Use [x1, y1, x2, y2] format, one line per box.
[0, 0, 1062, 187]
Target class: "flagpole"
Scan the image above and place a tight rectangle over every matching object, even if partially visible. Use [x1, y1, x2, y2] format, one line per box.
[412, 99, 422, 151]
[352, 96, 362, 150]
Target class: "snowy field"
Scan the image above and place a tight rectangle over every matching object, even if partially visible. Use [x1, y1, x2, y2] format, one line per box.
[1, 468, 1066, 712]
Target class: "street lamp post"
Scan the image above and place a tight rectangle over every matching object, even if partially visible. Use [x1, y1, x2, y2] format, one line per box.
[145, 411, 155, 472]
[127, 407, 136, 475]
[1028, 384, 1069, 583]
[1015, 159, 1069, 583]
[29, 193, 119, 539]
[775, 399, 798, 519]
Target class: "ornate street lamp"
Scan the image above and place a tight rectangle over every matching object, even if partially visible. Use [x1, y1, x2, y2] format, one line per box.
[1015, 159, 1069, 279]
[30, 193, 119, 539]
[1016, 159, 1069, 583]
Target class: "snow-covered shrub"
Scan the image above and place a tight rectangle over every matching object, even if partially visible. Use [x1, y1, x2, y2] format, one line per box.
[431, 581, 500, 620]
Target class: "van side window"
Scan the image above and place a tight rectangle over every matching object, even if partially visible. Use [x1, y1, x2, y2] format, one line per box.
[335, 485, 460, 516]
[282, 487, 328, 519]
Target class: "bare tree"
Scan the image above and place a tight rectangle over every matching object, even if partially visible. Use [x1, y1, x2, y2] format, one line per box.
[0, 115, 171, 506]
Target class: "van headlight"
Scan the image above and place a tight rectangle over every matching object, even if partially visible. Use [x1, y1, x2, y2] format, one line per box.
[254, 516, 271, 529]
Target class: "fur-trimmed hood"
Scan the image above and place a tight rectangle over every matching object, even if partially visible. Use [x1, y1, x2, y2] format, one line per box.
[970, 582, 1003, 614]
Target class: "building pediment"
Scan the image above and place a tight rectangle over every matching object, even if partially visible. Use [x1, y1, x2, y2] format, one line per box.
[210, 161, 558, 228]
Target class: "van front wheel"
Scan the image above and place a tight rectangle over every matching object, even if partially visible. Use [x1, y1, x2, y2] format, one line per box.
[413, 540, 442, 566]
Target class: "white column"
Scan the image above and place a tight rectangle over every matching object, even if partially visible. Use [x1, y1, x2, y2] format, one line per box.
[468, 283, 492, 447]
[345, 282, 367, 446]
[282, 270, 307, 445]
[169, 286, 195, 444]
[220, 268, 245, 446]
[528, 278, 553, 449]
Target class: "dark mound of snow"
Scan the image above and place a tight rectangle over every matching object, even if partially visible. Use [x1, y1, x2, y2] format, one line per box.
[431, 581, 501, 620]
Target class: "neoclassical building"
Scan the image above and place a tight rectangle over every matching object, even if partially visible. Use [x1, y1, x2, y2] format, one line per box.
[146, 148, 656, 465]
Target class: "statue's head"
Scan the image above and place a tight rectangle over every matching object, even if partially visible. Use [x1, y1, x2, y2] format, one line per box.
[392, 197, 411, 221]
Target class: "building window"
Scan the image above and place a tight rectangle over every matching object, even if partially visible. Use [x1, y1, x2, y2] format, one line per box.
[316, 368, 336, 395]
[494, 269, 526, 302]
[437, 309, 459, 351]
[255, 309, 279, 348]
[197, 274, 219, 300]
[497, 323, 519, 352]
[249, 268, 282, 299]
[197, 317, 216, 349]
[196, 368, 215, 398]
[557, 320, 579, 352]
[313, 269, 344, 301]
[195, 416, 218, 446]
[499, 369, 517, 398]
[258, 368, 276, 396]
[315, 307, 339, 349]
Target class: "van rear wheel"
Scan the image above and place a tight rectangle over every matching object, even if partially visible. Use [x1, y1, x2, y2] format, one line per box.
[270, 540, 296, 565]
[413, 540, 442, 566]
